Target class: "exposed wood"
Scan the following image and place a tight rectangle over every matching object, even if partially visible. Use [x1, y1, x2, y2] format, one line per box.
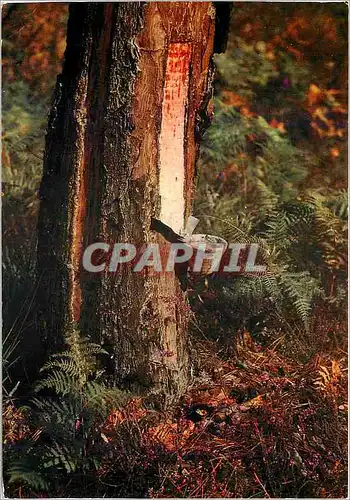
[158, 42, 191, 234]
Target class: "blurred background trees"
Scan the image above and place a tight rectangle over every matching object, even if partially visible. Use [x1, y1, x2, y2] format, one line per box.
[192, 2, 347, 358]
[2, 3, 67, 341]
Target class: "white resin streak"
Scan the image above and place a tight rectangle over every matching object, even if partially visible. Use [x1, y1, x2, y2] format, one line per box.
[158, 43, 191, 235]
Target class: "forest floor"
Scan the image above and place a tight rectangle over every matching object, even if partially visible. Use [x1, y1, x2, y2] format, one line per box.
[93, 335, 348, 498]
[4, 331, 347, 498]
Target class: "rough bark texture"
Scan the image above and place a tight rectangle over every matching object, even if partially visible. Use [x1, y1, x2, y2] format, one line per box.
[37, 2, 220, 403]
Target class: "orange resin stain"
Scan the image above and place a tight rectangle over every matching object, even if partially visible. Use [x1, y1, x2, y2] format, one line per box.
[159, 43, 191, 235]
[70, 3, 113, 324]
[71, 154, 88, 323]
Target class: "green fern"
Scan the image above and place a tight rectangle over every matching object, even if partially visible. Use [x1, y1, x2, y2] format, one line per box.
[278, 272, 323, 329]
[35, 330, 107, 393]
[192, 200, 337, 333]
[6, 329, 130, 493]
[8, 460, 49, 491]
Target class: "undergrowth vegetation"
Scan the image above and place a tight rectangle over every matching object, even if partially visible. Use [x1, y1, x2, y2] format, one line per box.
[4, 336, 347, 497]
[5, 330, 129, 493]
[2, 3, 348, 498]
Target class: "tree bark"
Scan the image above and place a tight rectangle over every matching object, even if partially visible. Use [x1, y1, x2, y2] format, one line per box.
[37, 2, 224, 402]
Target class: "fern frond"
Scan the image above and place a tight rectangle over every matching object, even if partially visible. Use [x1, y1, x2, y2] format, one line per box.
[84, 381, 130, 412]
[8, 459, 49, 491]
[279, 272, 323, 328]
[42, 442, 78, 473]
[255, 179, 279, 213]
[34, 370, 78, 395]
[40, 358, 81, 378]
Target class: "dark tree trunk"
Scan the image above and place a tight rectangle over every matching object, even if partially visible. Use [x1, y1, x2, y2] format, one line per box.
[37, 2, 226, 402]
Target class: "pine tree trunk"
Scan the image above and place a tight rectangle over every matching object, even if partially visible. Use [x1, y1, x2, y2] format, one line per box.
[37, 2, 225, 402]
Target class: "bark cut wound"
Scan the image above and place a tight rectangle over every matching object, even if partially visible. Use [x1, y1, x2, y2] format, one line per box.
[37, 2, 220, 402]
[159, 43, 191, 234]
